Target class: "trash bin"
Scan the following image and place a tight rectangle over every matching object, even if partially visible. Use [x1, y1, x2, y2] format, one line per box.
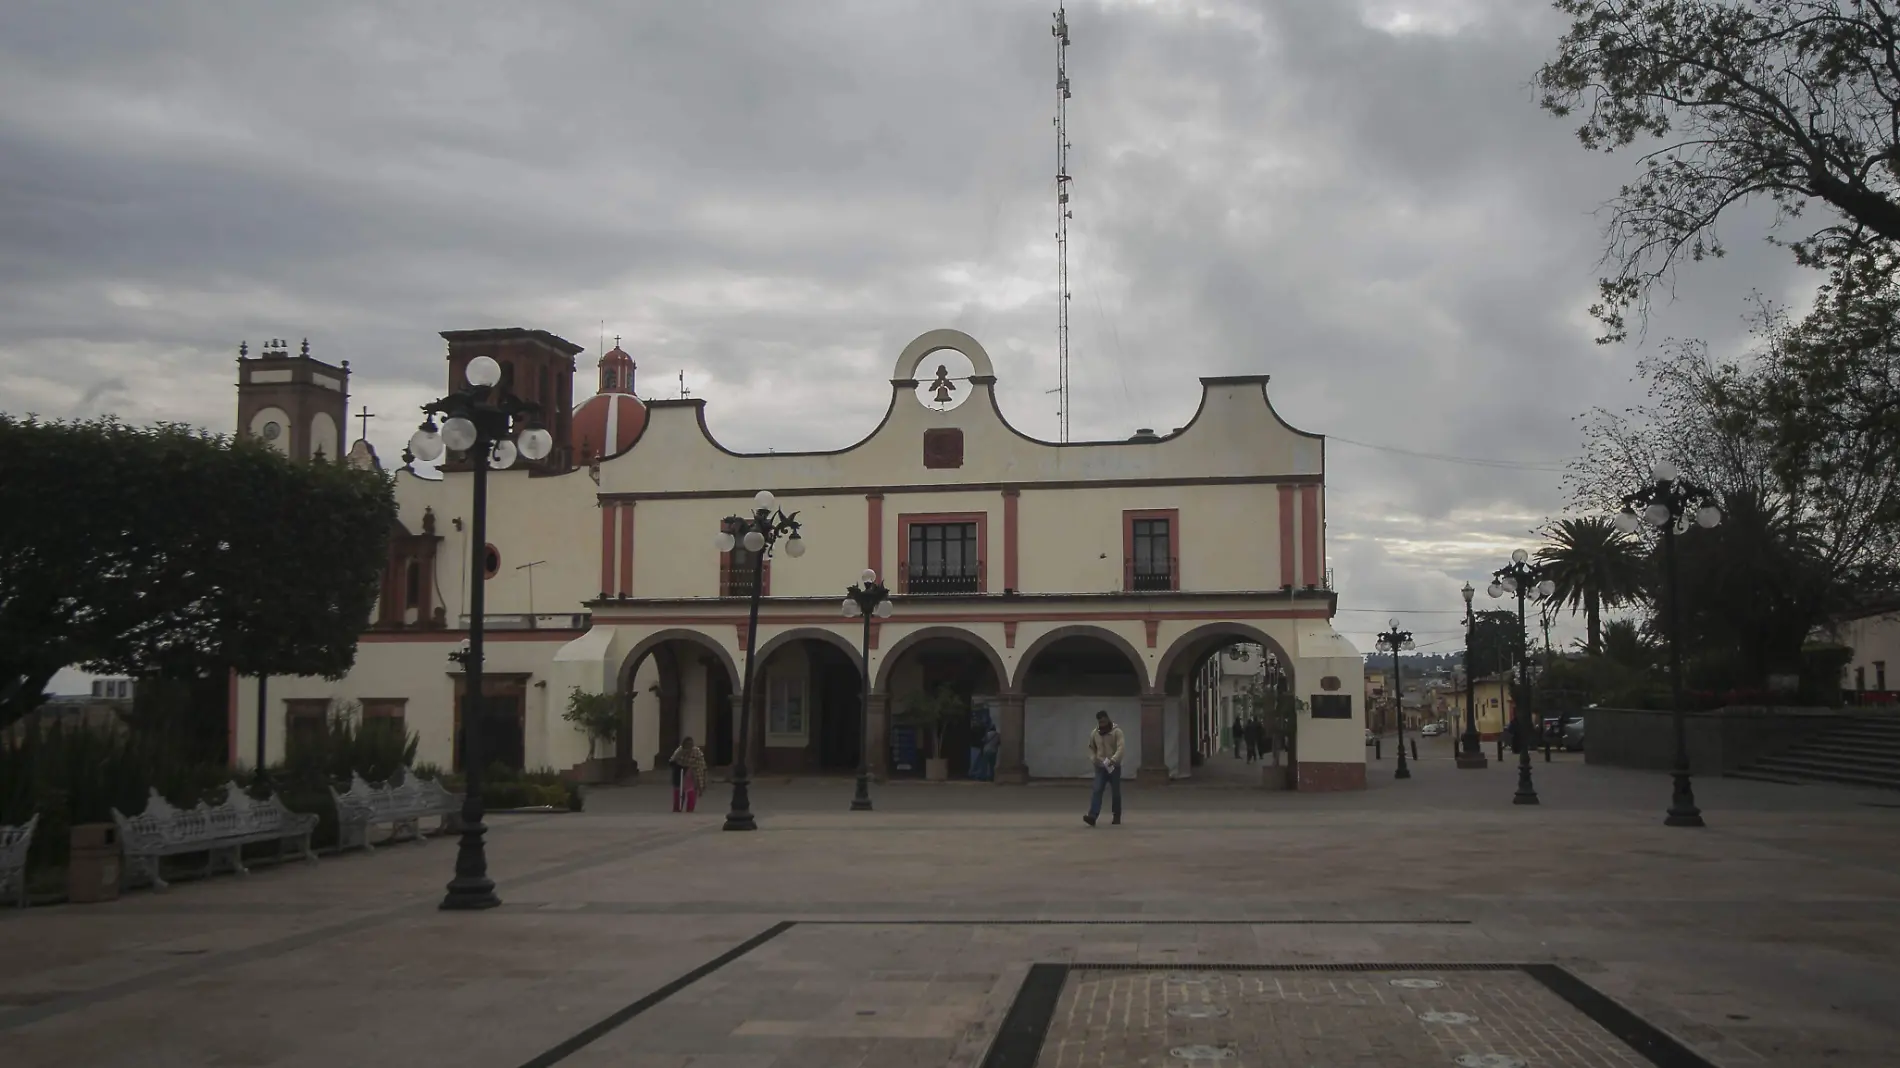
[68, 824, 120, 904]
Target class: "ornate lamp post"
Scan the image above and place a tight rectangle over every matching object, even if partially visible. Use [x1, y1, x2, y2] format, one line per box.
[1489, 549, 1554, 807]
[1375, 621, 1416, 779]
[842, 570, 894, 811]
[711, 491, 805, 831]
[1457, 582, 1487, 768]
[408, 355, 555, 912]
[1614, 461, 1721, 828]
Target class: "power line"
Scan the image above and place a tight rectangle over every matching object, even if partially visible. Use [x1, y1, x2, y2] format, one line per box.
[1327, 434, 1570, 472]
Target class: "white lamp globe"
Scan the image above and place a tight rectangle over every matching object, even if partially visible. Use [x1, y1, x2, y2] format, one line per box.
[1695, 504, 1722, 529]
[1613, 510, 1641, 534]
[842, 598, 862, 619]
[1644, 503, 1672, 527]
[742, 530, 765, 553]
[784, 533, 807, 558]
[408, 425, 445, 462]
[1651, 459, 1680, 482]
[874, 600, 894, 619]
[1403, 639, 1416, 650]
[713, 530, 736, 553]
[1488, 582, 1504, 598]
[518, 427, 553, 461]
[489, 439, 518, 469]
[1388, 618, 1401, 631]
[752, 490, 777, 514]
[465, 356, 503, 388]
[1511, 548, 1529, 565]
[860, 568, 877, 585]
[1501, 574, 1518, 593]
[1537, 579, 1556, 598]
[440, 416, 478, 451]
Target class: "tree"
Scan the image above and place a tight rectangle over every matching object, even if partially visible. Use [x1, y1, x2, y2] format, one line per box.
[0, 416, 396, 731]
[1535, 1, 1900, 342]
[1465, 610, 1526, 678]
[1536, 517, 1649, 652]
[562, 690, 619, 760]
[894, 684, 966, 761]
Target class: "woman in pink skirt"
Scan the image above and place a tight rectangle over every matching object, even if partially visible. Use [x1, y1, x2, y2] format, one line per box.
[669, 736, 707, 813]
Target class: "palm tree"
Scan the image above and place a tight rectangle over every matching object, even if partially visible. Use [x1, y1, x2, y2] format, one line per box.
[1536, 517, 1647, 654]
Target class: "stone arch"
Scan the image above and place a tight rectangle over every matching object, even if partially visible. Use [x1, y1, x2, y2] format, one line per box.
[1008, 624, 1151, 694]
[871, 625, 1010, 694]
[617, 627, 741, 771]
[752, 626, 865, 678]
[1154, 621, 1298, 696]
[617, 627, 740, 688]
[890, 328, 997, 383]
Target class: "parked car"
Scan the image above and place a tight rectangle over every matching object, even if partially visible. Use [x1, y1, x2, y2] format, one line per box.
[1562, 717, 1584, 751]
[1420, 722, 1446, 737]
[1365, 728, 1375, 745]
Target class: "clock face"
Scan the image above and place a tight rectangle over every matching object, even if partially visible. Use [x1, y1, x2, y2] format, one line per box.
[261, 421, 282, 441]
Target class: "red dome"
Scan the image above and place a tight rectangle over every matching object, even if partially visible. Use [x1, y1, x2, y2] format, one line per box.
[572, 391, 648, 460]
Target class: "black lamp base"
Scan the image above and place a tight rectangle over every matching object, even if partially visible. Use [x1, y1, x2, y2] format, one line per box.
[723, 777, 758, 831]
[440, 822, 501, 910]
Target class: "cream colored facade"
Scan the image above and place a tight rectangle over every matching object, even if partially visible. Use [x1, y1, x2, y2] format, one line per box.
[234, 328, 1369, 789]
[1832, 608, 1900, 699]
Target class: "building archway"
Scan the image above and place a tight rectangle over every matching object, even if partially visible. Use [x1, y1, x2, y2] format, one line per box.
[750, 627, 866, 774]
[1012, 627, 1149, 778]
[617, 629, 740, 772]
[1156, 622, 1298, 771]
[873, 626, 1007, 778]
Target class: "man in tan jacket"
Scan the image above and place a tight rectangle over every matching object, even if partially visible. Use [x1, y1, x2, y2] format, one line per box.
[1084, 710, 1124, 826]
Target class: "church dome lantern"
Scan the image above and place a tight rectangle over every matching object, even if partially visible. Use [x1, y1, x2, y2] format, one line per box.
[571, 338, 647, 460]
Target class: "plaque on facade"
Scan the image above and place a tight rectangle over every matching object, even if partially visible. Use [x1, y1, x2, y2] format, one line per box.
[923, 427, 963, 469]
[1310, 694, 1352, 718]
[1320, 675, 1340, 691]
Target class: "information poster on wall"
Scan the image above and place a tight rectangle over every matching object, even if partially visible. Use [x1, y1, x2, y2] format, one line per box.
[891, 726, 918, 773]
[1310, 694, 1352, 719]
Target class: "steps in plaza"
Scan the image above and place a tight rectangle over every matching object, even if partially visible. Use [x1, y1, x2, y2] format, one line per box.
[1729, 716, 1900, 791]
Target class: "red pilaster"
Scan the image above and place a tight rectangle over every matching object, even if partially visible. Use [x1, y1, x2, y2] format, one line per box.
[599, 503, 615, 596]
[1002, 487, 1020, 592]
[1278, 485, 1296, 588]
[618, 501, 635, 598]
[1300, 484, 1320, 587]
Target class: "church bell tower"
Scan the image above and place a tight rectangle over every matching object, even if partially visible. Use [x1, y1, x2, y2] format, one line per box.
[235, 338, 351, 462]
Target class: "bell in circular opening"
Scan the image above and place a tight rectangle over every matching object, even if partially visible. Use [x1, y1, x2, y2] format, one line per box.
[914, 349, 975, 412]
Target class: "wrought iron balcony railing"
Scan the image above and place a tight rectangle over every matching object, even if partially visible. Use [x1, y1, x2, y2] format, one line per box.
[902, 560, 985, 594]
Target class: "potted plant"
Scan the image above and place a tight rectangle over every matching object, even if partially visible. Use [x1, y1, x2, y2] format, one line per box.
[561, 689, 620, 785]
[894, 685, 966, 782]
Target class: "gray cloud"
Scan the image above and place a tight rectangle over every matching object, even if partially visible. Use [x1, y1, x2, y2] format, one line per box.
[0, 0, 1817, 656]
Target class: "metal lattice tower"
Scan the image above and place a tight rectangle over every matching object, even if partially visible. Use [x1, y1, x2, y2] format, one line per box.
[1052, 4, 1073, 442]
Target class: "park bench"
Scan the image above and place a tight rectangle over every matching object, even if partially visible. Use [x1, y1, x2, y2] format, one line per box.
[330, 770, 463, 853]
[112, 783, 319, 891]
[0, 813, 37, 907]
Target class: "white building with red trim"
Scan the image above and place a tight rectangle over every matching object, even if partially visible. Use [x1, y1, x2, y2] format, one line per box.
[233, 327, 1369, 788]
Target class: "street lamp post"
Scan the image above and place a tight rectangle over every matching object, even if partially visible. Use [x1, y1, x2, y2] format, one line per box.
[711, 491, 805, 831]
[1457, 582, 1486, 768]
[408, 355, 556, 912]
[1375, 621, 1415, 780]
[1614, 461, 1721, 828]
[1489, 549, 1554, 807]
[842, 570, 894, 811]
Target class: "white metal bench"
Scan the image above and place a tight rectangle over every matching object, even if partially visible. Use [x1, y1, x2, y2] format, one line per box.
[0, 813, 37, 908]
[111, 784, 319, 891]
[330, 770, 463, 852]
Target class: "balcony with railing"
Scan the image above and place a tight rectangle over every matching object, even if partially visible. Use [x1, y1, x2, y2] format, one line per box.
[1126, 556, 1178, 592]
[720, 566, 765, 599]
[902, 560, 985, 595]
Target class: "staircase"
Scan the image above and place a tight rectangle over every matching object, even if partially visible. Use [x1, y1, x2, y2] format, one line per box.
[1729, 716, 1900, 790]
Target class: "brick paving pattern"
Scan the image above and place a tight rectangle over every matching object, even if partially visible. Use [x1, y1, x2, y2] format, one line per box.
[1042, 969, 1651, 1067]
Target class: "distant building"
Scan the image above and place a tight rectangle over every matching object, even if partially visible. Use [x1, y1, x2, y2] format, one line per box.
[1828, 605, 1900, 704]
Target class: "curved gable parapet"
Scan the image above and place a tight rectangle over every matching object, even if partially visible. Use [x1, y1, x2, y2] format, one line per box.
[891, 328, 996, 383]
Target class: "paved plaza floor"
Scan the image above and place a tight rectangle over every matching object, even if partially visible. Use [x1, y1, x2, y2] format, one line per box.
[3, 740, 1898, 1067]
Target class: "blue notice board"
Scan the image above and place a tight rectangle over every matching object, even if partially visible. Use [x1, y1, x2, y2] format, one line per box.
[891, 726, 918, 772]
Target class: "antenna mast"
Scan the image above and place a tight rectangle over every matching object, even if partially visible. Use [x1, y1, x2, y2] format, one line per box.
[1052, 4, 1074, 442]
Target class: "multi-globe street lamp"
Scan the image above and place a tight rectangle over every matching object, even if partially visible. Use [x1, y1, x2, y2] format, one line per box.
[407, 355, 555, 912]
[1374, 622, 1416, 780]
[842, 570, 894, 811]
[711, 491, 805, 831]
[1489, 549, 1555, 807]
[1457, 582, 1487, 768]
[1614, 461, 1722, 828]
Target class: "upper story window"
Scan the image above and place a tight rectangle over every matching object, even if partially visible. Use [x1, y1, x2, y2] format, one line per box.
[719, 521, 771, 598]
[907, 521, 981, 594]
[1124, 509, 1179, 591]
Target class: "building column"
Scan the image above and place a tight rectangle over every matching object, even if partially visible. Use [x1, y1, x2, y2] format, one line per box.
[1138, 693, 1168, 783]
[866, 692, 890, 781]
[995, 692, 1027, 784]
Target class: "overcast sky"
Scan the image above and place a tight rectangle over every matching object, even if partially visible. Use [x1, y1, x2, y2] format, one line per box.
[3, 0, 1818, 682]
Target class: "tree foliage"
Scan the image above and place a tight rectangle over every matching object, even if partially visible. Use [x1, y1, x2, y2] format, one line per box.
[562, 690, 620, 760]
[0, 415, 396, 730]
[1465, 610, 1527, 678]
[1536, 0, 1900, 341]
[1536, 517, 1650, 652]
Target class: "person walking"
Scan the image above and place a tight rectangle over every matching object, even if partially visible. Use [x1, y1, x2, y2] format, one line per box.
[1084, 710, 1124, 826]
[1244, 717, 1260, 764]
[668, 736, 707, 813]
[980, 722, 1001, 781]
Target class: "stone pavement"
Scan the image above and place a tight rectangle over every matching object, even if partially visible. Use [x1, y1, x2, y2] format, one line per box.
[1, 742, 1897, 1067]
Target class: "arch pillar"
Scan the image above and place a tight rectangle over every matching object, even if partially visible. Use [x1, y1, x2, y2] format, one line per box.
[866, 692, 890, 781]
[1137, 693, 1168, 783]
[994, 692, 1027, 784]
